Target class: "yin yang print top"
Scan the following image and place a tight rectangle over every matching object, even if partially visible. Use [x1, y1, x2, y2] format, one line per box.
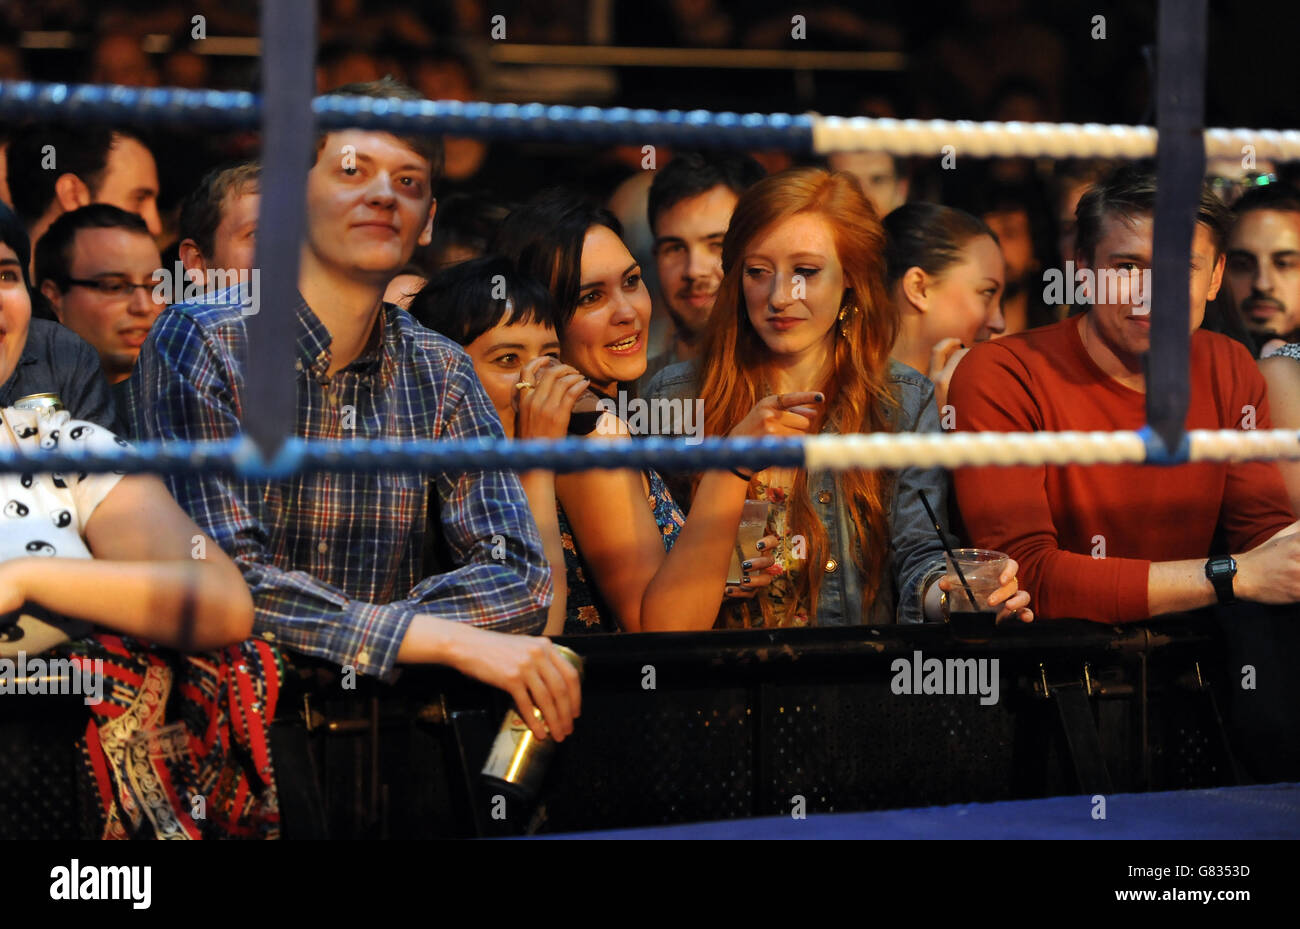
[0, 407, 127, 563]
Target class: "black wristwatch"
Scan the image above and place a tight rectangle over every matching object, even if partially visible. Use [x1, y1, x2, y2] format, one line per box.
[1205, 556, 1237, 605]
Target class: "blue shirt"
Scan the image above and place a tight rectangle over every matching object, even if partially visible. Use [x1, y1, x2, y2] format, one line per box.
[125, 296, 551, 679]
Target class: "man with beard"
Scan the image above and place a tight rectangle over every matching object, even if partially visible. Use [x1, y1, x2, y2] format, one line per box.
[634, 152, 764, 395]
[1223, 184, 1300, 357]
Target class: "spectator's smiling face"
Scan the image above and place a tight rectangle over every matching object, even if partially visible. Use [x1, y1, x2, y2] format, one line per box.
[306, 131, 436, 283]
[652, 184, 737, 338]
[924, 234, 1006, 345]
[561, 225, 650, 393]
[1082, 213, 1224, 366]
[0, 243, 32, 387]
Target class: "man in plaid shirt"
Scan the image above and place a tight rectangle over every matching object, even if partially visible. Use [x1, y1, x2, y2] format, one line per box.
[126, 79, 580, 743]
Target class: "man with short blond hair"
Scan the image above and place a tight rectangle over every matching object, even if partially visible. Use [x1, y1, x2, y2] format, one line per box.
[178, 161, 261, 285]
[951, 165, 1300, 625]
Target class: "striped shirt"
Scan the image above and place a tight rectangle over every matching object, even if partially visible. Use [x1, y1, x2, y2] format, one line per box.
[125, 295, 550, 679]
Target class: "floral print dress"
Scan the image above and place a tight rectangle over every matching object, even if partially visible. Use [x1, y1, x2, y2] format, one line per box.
[558, 469, 686, 634]
[719, 466, 810, 629]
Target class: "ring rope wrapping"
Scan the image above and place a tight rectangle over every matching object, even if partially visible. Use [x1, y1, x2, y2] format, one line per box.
[1, 81, 1299, 160]
[4, 429, 1300, 479]
[2, 79, 1300, 481]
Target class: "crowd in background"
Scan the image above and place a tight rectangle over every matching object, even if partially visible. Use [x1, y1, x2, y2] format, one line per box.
[1, 0, 1299, 835]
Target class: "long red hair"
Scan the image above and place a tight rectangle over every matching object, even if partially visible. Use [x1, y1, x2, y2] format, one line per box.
[693, 167, 899, 624]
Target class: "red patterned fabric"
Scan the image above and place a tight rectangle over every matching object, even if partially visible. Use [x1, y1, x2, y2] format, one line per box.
[71, 634, 283, 840]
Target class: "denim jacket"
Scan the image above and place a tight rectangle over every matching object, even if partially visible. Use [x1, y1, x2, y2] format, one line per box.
[644, 358, 953, 625]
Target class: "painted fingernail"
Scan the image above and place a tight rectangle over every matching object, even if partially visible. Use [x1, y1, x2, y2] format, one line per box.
[755, 540, 765, 551]
[742, 574, 751, 584]
[742, 560, 753, 570]
[815, 393, 825, 402]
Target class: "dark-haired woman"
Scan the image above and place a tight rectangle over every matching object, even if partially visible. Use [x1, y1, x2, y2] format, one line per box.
[492, 190, 784, 633]
[647, 168, 1032, 628]
[408, 255, 587, 634]
[884, 203, 1006, 409]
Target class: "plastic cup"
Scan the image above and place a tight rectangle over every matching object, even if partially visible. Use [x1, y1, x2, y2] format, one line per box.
[727, 500, 772, 585]
[943, 548, 1009, 638]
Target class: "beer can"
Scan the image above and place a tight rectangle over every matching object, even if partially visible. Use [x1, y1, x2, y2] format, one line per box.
[13, 393, 65, 417]
[480, 644, 584, 801]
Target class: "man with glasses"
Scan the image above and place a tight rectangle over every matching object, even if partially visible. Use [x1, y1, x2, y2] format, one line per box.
[1206, 155, 1279, 208]
[35, 205, 166, 408]
[0, 201, 117, 428]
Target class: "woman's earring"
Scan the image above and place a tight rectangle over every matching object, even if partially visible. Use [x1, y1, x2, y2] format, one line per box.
[838, 304, 856, 336]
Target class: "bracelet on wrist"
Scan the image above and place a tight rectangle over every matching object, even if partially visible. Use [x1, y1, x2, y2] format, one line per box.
[728, 466, 755, 482]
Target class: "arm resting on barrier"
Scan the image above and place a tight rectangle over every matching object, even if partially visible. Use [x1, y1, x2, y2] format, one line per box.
[396, 615, 580, 741]
[127, 307, 550, 680]
[555, 433, 748, 633]
[0, 474, 254, 650]
[949, 340, 1153, 623]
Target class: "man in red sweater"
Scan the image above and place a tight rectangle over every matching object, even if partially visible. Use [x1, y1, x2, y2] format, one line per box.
[949, 165, 1300, 624]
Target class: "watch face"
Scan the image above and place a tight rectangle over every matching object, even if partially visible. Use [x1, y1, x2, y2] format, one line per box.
[1208, 558, 1236, 579]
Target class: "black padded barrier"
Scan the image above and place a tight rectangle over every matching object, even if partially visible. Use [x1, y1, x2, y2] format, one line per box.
[1, 614, 1290, 839]
[279, 615, 1268, 838]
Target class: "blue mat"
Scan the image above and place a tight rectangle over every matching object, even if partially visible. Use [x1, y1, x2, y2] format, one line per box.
[539, 783, 1300, 839]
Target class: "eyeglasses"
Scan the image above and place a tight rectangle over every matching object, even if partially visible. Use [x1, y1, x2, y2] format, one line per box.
[1208, 172, 1278, 198]
[60, 276, 158, 298]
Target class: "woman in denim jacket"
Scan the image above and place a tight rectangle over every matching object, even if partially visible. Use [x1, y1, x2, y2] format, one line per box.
[646, 168, 1033, 628]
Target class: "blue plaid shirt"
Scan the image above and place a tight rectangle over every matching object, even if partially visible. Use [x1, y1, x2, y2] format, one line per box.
[125, 296, 550, 679]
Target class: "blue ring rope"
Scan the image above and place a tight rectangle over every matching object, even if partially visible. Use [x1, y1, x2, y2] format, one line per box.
[0, 436, 809, 480]
[0, 430, 1231, 478]
[0, 81, 815, 151]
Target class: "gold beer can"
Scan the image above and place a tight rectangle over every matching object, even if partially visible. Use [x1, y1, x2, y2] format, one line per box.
[13, 393, 66, 417]
[480, 644, 584, 800]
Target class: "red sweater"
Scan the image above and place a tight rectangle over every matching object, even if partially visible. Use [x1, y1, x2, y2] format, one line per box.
[948, 316, 1296, 623]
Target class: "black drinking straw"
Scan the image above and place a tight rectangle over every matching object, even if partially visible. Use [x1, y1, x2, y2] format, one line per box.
[918, 490, 979, 612]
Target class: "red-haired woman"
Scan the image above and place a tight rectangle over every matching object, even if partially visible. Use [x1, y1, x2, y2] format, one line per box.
[646, 168, 1033, 628]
